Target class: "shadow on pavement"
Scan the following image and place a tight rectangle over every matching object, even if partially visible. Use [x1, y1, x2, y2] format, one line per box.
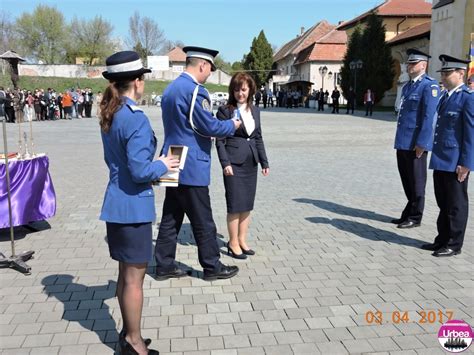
[306, 216, 424, 248]
[41, 274, 119, 352]
[294, 198, 393, 223]
[0, 220, 51, 242]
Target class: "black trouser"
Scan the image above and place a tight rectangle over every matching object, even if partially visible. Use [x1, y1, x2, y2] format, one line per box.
[84, 103, 92, 118]
[346, 100, 354, 114]
[433, 170, 469, 251]
[365, 102, 373, 116]
[318, 100, 324, 111]
[155, 185, 222, 272]
[396, 150, 427, 223]
[4, 106, 15, 122]
[332, 100, 339, 113]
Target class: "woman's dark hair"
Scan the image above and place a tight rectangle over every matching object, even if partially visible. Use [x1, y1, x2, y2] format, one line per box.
[227, 72, 256, 109]
[99, 75, 143, 133]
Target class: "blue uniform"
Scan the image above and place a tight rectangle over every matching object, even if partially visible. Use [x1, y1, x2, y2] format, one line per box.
[160, 72, 235, 186]
[100, 97, 167, 223]
[395, 74, 440, 150]
[428, 85, 473, 252]
[393, 74, 440, 225]
[429, 85, 474, 172]
[155, 72, 236, 273]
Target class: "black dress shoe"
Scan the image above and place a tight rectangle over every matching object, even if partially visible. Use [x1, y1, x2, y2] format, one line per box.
[227, 243, 247, 259]
[121, 337, 159, 355]
[203, 265, 239, 281]
[397, 221, 420, 229]
[390, 218, 404, 224]
[432, 248, 461, 257]
[241, 248, 255, 256]
[155, 268, 188, 280]
[420, 242, 443, 251]
[119, 329, 151, 347]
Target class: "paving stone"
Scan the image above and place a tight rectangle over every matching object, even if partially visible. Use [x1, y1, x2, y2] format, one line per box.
[1, 108, 472, 354]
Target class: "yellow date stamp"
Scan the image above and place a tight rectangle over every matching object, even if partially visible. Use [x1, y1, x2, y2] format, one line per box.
[365, 310, 454, 325]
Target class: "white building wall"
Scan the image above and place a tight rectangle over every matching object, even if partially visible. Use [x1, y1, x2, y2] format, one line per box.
[429, 0, 467, 80]
[309, 62, 343, 92]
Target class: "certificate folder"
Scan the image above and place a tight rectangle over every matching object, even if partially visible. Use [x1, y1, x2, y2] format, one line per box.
[154, 145, 188, 187]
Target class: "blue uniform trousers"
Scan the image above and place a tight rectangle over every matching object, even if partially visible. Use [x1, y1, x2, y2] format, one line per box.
[396, 150, 427, 223]
[433, 171, 469, 251]
[154, 185, 222, 272]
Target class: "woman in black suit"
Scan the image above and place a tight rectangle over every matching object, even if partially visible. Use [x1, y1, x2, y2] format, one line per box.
[216, 73, 270, 259]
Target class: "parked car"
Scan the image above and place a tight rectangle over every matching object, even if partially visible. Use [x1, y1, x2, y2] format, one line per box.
[211, 92, 228, 107]
[153, 95, 162, 106]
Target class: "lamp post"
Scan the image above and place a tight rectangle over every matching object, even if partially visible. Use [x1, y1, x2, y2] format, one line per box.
[319, 65, 328, 90]
[349, 59, 363, 100]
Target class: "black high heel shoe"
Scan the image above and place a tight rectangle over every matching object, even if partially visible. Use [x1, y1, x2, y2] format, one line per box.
[121, 337, 159, 355]
[227, 243, 247, 259]
[119, 329, 151, 346]
[241, 248, 255, 256]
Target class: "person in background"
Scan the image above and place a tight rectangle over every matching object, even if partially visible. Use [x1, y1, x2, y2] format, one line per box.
[346, 87, 355, 114]
[364, 88, 375, 116]
[215, 72, 270, 259]
[62, 91, 73, 120]
[331, 87, 340, 114]
[96, 91, 103, 117]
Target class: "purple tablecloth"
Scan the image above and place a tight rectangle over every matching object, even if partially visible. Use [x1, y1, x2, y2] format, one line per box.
[0, 155, 56, 228]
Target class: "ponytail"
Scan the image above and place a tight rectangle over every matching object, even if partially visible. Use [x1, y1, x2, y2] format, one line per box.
[99, 81, 133, 133]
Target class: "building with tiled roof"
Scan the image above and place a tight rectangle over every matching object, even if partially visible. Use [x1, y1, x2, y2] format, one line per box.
[166, 47, 186, 73]
[337, 0, 432, 41]
[271, 22, 347, 100]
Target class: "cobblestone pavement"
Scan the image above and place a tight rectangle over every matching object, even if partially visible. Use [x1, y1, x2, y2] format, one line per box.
[0, 106, 473, 355]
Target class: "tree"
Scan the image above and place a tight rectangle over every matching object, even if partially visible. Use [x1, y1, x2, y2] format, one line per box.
[127, 12, 166, 63]
[359, 13, 395, 104]
[243, 30, 273, 87]
[0, 11, 18, 54]
[231, 61, 244, 72]
[15, 5, 67, 63]
[340, 26, 363, 104]
[68, 16, 115, 65]
[214, 55, 232, 73]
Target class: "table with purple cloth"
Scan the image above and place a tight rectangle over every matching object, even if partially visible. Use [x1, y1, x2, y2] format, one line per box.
[0, 154, 56, 228]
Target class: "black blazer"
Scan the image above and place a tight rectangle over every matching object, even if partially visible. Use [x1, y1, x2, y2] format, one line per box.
[216, 105, 269, 169]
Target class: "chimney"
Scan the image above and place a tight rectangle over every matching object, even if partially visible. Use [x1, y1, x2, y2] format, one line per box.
[300, 27, 305, 35]
[338, 20, 344, 25]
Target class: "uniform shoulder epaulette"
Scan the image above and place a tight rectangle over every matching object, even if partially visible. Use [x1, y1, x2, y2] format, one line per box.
[425, 75, 436, 81]
[126, 104, 143, 113]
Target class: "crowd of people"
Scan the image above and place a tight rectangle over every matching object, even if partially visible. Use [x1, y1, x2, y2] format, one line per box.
[0, 87, 102, 122]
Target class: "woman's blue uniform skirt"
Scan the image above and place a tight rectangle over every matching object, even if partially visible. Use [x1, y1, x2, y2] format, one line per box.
[106, 222, 153, 264]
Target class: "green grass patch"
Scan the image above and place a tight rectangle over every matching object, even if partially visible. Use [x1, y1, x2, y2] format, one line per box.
[0, 74, 228, 95]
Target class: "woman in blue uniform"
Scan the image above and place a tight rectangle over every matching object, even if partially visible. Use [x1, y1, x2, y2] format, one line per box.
[216, 73, 270, 259]
[99, 51, 179, 355]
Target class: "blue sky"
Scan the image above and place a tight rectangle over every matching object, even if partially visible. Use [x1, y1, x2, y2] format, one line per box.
[5, 0, 394, 62]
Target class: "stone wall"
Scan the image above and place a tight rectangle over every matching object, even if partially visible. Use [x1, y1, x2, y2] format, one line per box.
[18, 64, 231, 85]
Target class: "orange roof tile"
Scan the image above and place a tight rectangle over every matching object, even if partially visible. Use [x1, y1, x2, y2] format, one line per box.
[167, 47, 186, 62]
[273, 20, 335, 62]
[387, 21, 431, 45]
[295, 43, 347, 64]
[337, 0, 432, 30]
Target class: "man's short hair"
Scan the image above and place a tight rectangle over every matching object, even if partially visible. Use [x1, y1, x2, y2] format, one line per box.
[186, 57, 206, 68]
